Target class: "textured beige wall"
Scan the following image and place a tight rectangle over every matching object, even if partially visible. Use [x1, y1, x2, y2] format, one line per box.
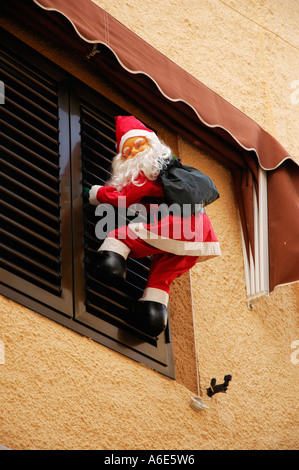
[1, 0, 299, 450]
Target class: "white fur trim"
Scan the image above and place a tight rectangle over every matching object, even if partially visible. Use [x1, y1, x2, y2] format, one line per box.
[119, 129, 160, 154]
[89, 185, 103, 205]
[128, 222, 222, 257]
[139, 287, 169, 307]
[98, 237, 131, 259]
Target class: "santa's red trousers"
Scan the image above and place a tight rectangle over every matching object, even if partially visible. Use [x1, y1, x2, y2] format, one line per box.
[109, 225, 198, 296]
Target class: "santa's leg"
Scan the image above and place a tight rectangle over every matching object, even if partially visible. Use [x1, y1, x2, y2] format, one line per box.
[91, 225, 157, 286]
[131, 253, 198, 337]
[91, 236, 130, 285]
[143, 253, 198, 303]
[92, 227, 166, 336]
[92, 227, 198, 337]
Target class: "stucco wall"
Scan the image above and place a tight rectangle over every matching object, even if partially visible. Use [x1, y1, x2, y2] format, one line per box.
[1, 0, 299, 450]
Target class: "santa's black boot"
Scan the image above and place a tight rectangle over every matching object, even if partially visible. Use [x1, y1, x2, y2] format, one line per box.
[127, 301, 168, 337]
[91, 250, 127, 286]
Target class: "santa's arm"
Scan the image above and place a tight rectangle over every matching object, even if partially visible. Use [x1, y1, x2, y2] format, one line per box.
[88, 185, 103, 205]
[89, 184, 128, 207]
[89, 179, 163, 208]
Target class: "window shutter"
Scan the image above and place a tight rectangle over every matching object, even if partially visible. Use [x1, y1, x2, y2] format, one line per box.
[0, 34, 174, 377]
[81, 104, 152, 315]
[69, 88, 174, 373]
[0, 45, 73, 315]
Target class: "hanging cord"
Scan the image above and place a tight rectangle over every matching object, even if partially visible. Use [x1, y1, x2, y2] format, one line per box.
[188, 270, 211, 411]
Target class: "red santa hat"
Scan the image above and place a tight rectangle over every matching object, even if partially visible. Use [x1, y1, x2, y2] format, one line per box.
[115, 115, 160, 154]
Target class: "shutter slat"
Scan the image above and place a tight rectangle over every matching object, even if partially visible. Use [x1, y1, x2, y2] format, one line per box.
[81, 168, 106, 186]
[1, 146, 58, 184]
[1, 64, 58, 109]
[2, 172, 60, 213]
[1, 198, 59, 237]
[81, 131, 116, 159]
[0, 119, 58, 159]
[3, 159, 58, 196]
[82, 154, 112, 177]
[81, 120, 116, 147]
[81, 109, 115, 137]
[1, 105, 58, 147]
[5, 84, 58, 123]
[1, 243, 61, 281]
[0, 135, 59, 173]
[0, 258, 61, 295]
[0, 49, 58, 94]
[5, 92, 59, 134]
[1, 228, 60, 265]
[1, 195, 59, 236]
[0, 213, 60, 254]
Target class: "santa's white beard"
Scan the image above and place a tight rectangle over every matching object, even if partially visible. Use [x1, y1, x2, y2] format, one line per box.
[107, 140, 172, 191]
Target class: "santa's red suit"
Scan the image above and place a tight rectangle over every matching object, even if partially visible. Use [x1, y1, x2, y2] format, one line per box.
[89, 115, 221, 336]
[89, 174, 221, 306]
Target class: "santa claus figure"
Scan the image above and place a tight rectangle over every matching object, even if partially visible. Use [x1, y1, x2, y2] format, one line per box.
[89, 115, 221, 337]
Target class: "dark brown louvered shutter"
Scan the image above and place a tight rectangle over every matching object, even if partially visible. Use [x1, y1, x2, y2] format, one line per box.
[81, 105, 152, 319]
[69, 87, 174, 374]
[0, 32, 174, 377]
[0, 44, 73, 315]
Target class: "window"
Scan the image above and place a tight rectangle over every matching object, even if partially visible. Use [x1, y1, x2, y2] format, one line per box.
[0, 33, 174, 377]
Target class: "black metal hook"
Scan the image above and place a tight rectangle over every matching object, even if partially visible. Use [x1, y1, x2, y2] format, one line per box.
[206, 374, 232, 397]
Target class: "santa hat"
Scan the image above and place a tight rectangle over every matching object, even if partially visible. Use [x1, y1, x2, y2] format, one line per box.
[115, 115, 160, 154]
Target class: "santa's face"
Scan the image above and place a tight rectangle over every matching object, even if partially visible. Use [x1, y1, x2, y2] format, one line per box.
[109, 134, 171, 190]
[122, 136, 150, 160]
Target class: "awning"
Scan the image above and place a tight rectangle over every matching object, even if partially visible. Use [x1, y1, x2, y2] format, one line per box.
[2, 0, 299, 293]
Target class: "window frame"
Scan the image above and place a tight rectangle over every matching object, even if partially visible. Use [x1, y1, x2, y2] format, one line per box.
[0, 31, 175, 378]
